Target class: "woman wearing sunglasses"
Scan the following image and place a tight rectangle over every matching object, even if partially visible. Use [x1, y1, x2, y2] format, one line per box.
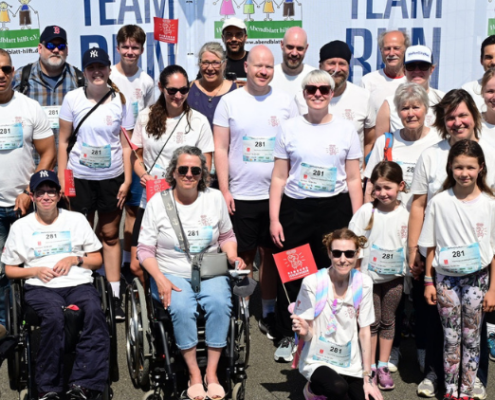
[130, 65, 214, 283]
[375, 45, 444, 139]
[292, 228, 383, 400]
[137, 146, 245, 400]
[270, 69, 363, 354]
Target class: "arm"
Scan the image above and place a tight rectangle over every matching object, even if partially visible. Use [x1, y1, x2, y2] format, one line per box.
[220, 241, 246, 269]
[424, 247, 437, 306]
[484, 256, 495, 312]
[213, 125, 235, 214]
[375, 101, 391, 140]
[291, 315, 313, 342]
[118, 129, 133, 209]
[204, 152, 212, 173]
[141, 256, 181, 309]
[345, 159, 363, 213]
[52, 251, 102, 275]
[363, 127, 376, 167]
[408, 194, 427, 278]
[359, 325, 384, 400]
[269, 158, 289, 248]
[364, 180, 373, 204]
[57, 119, 73, 194]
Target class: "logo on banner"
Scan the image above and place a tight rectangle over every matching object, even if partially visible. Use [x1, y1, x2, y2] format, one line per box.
[0, 0, 40, 49]
[273, 243, 318, 284]
[154, 17, 179, 44]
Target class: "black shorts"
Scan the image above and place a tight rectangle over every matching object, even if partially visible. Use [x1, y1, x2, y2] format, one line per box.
[231, 199, 274, 253]
[70, 174, 124, 214]
[131, 207, 145, 247]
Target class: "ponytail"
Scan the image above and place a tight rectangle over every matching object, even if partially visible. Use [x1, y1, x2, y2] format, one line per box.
[107, 77, 126, 104]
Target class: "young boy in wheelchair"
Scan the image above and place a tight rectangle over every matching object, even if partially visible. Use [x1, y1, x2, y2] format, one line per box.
[2, 170, 109, 400]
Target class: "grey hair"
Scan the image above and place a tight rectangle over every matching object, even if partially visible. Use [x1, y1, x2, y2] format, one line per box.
[198, 42, 226, 65]
[165, 146, 209, 191]
[301, 69, 335, 90]
[393, 82, 429, 112]
[377, 30, 410, 51]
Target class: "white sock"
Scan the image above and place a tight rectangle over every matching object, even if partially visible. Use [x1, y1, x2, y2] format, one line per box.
[122, 250, 131, 264]
[110, 281, 121, 298]
[262, 299, 276, 318]
[243, 298, 250, 319]
[487, 322, 495, 336]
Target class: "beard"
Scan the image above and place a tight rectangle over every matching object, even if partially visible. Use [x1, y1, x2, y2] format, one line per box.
[41, 55, 65, 70]
[284, 55, 302, 70]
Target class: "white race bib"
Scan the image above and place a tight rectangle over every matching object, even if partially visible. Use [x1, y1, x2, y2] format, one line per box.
[149, 163, 167, 180]
[310, 336, 352, 368]
[298, 163, 337, 192]
[32, 231, 72, 257]
[0, 123, 23, 150]
[79, 143, 111, 169]
[368, 244, 405, 275]
[175, 226, 213, 253]
[438, 243, 482, 275]
[132, 101, 139, 120]
[242, 136, 275, 163]
[43, 106, 61, 130]
[396, 161, 416, 190]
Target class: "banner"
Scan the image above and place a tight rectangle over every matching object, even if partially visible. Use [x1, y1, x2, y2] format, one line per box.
[273, 244, 318, 284]
[154, 17, 178, 44]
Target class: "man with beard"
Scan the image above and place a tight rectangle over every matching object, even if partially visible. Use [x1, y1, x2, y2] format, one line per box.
[221, 18, 249, 80]
[361, 30, 409, 116]
[271, 27, 316, 97]
[12, 25, 84, 166]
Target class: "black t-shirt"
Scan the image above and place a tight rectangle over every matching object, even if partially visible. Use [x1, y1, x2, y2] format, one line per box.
[226, 51, 249, 79]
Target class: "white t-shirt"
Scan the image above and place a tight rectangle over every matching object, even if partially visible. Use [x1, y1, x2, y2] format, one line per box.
[132, 108, 214, 207]
[349, 203, 409, 283]
[110, 66, 155, 126]
[0, 92, 53, 207]
[360, 69, 407, 117]
[138, 188, 233, 278]
[273, 115, 362, 199]
[270, 63, 316, 98]
[418, 190, 495, 276]
[481, 119, 495, 148]
[59, 87, 135, 180]
[462, 79, 485, 113]
[1, 209, 102, 288]
[294, 269, 374, 380]
[364, 128, 442, 209]
[213, 87, 299, 200]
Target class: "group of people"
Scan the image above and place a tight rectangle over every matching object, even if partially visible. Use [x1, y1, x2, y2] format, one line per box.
[1, 14, 495, 400]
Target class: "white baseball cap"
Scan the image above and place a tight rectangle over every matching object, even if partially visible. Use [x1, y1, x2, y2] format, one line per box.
[222, 17, 247, 32]
[405, 45, 433, 64]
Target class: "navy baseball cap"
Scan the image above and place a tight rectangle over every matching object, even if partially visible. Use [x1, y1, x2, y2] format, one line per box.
[82, 47, 111, 69]
[40, 26, 67, 44]
[30, 170, 60, 192]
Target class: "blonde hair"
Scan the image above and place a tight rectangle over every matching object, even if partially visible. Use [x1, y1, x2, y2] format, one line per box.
[322, 228, 367, 251]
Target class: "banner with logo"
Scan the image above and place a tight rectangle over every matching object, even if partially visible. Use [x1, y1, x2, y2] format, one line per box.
[273, 244, 318, 284]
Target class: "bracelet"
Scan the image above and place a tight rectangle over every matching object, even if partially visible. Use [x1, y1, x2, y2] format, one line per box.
[424, 282, 434, 286]
[424, 275, 434, 282]
[23, 190, 30, 195]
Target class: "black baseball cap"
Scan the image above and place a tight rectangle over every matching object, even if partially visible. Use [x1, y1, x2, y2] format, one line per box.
[82, 47, 111, 69]
[30, 170, 61, 192]
[40, 26, 67, 44]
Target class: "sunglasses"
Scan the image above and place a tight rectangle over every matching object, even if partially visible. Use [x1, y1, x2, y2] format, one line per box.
[0, 66, 13, 74]
[305, 85, 332, 96]
[177, 166, 202, 176]
[34, 189, 59, 198]
[405, 62, 431, 71]
[44, 42, 67, 51]
[331, 249, 357, 258]
[165, 86, 190, 96]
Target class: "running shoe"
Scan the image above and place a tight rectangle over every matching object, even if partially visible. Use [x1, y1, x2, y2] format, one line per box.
[302, 382, 327, 400]
[417, 377, 437, 398]
[67, 384, 102, 400]
[39, 393, 61, 400]
[274, 336, 296, 363]
[487, 332, 495, 361]
[388, 346, 400, 373]
[377, 366, 395, 390]
[258, 312, 277, 340]
[473, 377, 487, 400]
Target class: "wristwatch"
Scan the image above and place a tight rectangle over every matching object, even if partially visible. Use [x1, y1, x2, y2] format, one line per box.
[77, 256, 84, 267]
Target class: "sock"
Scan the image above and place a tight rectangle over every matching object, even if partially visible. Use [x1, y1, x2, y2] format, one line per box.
[262, 299, 276, 318]
[110, 281, 121, 298]
[244, 298, 250, 319]
[378, 361, 388, 368]
[371, 363, 376, 369]
[487, 322, 495, 336]
[122, 251, 131, 264]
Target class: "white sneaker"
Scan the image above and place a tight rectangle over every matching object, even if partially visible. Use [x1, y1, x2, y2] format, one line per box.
[473, 377, 487, 400]
[417, 377, 437, 398]
[417, 349, 426, 374]
[388, 346, 400, 373]
[274, 336, 296, 363]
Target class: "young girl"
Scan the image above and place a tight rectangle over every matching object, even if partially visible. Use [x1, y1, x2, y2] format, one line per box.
[419, 139, 495, 400]
[349, 161, 408, 391]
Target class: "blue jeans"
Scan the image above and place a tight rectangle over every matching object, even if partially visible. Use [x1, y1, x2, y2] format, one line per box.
[151, 274, 232, 350]
[0, 206, 17, 326]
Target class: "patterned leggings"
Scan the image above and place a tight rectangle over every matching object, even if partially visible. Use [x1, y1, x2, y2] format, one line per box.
[370, 277, 404, 339]
[436, 269, 488, 398]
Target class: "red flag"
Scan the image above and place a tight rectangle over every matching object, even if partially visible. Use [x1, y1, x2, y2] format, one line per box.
[146, 179, 170, 202]
[64, 169, 76, 197]
[273, 244, 318, 284]
[154, 17, 179, 44]
[121, 127, 138, 151]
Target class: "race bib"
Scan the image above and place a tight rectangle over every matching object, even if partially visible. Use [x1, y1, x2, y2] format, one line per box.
[438, 243, 482, 275]
[396, 161, 416, 190]
[0, 123, 23, 150]
[32, 231, 72, 257]
[310, 336, 351, 368]
[368, 244, 405, 275]
[43, 106, 61, 130]
[79, 143, 111, 169]
[149, 163, 167, 180]
[132, 101, 139, 120]
[242, 136, 275, 163]
[175, 226, 213, 253]
[298, 163, 337, 192]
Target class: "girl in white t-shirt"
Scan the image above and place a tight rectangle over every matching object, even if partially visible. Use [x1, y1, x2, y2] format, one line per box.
[419, 140, 495, 399]
[481, 68, 495, 147]
[349, 162, 408, 392]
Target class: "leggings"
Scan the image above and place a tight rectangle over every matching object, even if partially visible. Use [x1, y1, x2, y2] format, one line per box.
[370, 277, 403, 339]
[309, 366, 372, 400]
[436, 269, 488, 398]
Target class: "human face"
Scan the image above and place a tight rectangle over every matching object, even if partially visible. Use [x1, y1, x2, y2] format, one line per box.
[83, 63, 110, 88]
[222, 27, 247, 56]
[445, 102, 476, 142]
[373, 177, 403, 206]
[451, 155, 482, 189]
[303, 83, 333, 111]
[483, 76, 495, 113]
[381, 31, 406, 70]
[38, 38, 68, 70]
[32, 184, 60, 213]
[0, 54, 14, 96]
[173, 154, 202, 192]
[399, 100, 427, 130]
[281, 32, 308, 70]
[116, 38, 144, 68]
[329, 239, 357, 277]
[405, 62, 434, 89]
[320, 58, 349, 89]
[161, 73, 189, 111]
[481, 44, 495, 71]
[199, 51, 225, 84]
[245, 48, 274, 92]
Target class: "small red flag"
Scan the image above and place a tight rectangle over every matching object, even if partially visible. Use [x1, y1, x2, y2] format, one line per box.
[146, 179, 170, 202]
[154, 17, 179, 44]
[273, 244, 318, 284]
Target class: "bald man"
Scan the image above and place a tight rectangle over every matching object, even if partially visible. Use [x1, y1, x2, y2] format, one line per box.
[214, 46, 299, 360]
[271, 27, 316, 97]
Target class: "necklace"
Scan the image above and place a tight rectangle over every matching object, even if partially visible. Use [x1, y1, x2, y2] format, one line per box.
[201, 80, 224, 102]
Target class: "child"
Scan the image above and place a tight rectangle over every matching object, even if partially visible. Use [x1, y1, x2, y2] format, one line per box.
[349, 161, 408, 391]
[419, 139, 495, 400]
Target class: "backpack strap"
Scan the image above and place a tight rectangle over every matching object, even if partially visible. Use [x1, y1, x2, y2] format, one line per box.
[383, 132, 394, 161]
[19, 63, 33, 94]
[73, 67, 85, 88]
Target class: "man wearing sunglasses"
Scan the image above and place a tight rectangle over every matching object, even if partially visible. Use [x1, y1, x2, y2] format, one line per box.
[12, 25, 84, 167]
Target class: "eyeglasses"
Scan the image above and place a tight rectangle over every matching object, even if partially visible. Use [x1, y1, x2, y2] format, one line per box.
[331, 249, 357, 258]
[177, 166, 202, 176]
[200, 60, 223, 69]
[44, 42, 67, 51]
[34, 189, 59, 198]
[165, 86, 190, 96]
[0, 66, 13, 74]
[305, 85, 332, 96]
[405, 62, 431, 71]
[223, 32, 245, 40]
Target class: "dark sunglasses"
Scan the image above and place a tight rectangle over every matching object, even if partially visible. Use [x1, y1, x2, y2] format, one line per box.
[34, 189, 59, 198]
[0, 66, 13, 74]
[305, 85, 332, 96]
[405, 62, 431, 71]
[44, 42, 67, 51]
[331, 249, 357, 258]
[165, 86, 190, 95]
[177, 166, 202, 176]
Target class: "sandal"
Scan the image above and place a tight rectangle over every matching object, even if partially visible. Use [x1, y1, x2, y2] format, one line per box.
[204, 378, 225, 400]
[187, 381, 207, 400]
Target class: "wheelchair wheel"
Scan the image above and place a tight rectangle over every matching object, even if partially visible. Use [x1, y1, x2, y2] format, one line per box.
[236, 305, 250, 367]
[232, 380, 246, 400]
[126, 278, 150, 389]
[7, 283, 24, 391]
[142, 389, 163, 400]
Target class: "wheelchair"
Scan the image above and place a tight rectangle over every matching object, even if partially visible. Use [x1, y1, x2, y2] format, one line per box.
[125, 271, 253, 400]
[4, 273, 119, 400]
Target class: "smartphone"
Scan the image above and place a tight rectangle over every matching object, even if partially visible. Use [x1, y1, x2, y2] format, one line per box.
[191, 263, 201, 293]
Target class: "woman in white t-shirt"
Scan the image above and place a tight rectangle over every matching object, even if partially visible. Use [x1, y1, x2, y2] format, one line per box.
[291, 228, 382, 400]
[480, 68, 495, 147]
[419, 140, 495, 399]
[58, 47, 134, 318]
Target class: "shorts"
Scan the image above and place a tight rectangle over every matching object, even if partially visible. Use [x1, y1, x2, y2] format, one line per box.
[70, 174, 124, 214]
[131, 207, 145, 247]
[231, 199, 274, 253]
[126, 171, 143, 207]
[283, 2, 294, 16]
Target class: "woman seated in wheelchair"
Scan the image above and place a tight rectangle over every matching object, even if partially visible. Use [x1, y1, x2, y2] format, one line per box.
[137, 146, 246, 400]
[1, 170, 109, 400]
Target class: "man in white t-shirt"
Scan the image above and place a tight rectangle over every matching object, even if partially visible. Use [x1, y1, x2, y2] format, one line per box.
[110, 25, 155, 282]
[461, 35, 495, 112]
[270, 27, 316, 98]
[0, 48, 56, 326]
[361, 30, 409, 117]
[214, 45, 298, 357]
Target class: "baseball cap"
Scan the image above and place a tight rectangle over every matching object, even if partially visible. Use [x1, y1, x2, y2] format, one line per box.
[82, 47, 111, 69]
[40, 26, 67, 44]
[30, 170, 61, 192]
[405, 45, 433, 64]
[222, 17, 247, 32]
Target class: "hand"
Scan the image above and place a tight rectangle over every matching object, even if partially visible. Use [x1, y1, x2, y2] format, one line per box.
[424, 285, 437, 305]
[52, 256, 75, 276]
[364, 379, 383, 400]
[36, 267, 59, 283]
[291, 314, 309, 337]
[409, 249, 424, 280]
[58, 172, 66, 195]
[229, 256, 246, 270]
[270, 220, 285, 248]
[14, 193, 31, 217]
[221, 190, 236, 215]
[483, 290, 495, 312]
[116, 181, 130, 209]
[156, 275, 182, 309]
[140, 173, 153, 188]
